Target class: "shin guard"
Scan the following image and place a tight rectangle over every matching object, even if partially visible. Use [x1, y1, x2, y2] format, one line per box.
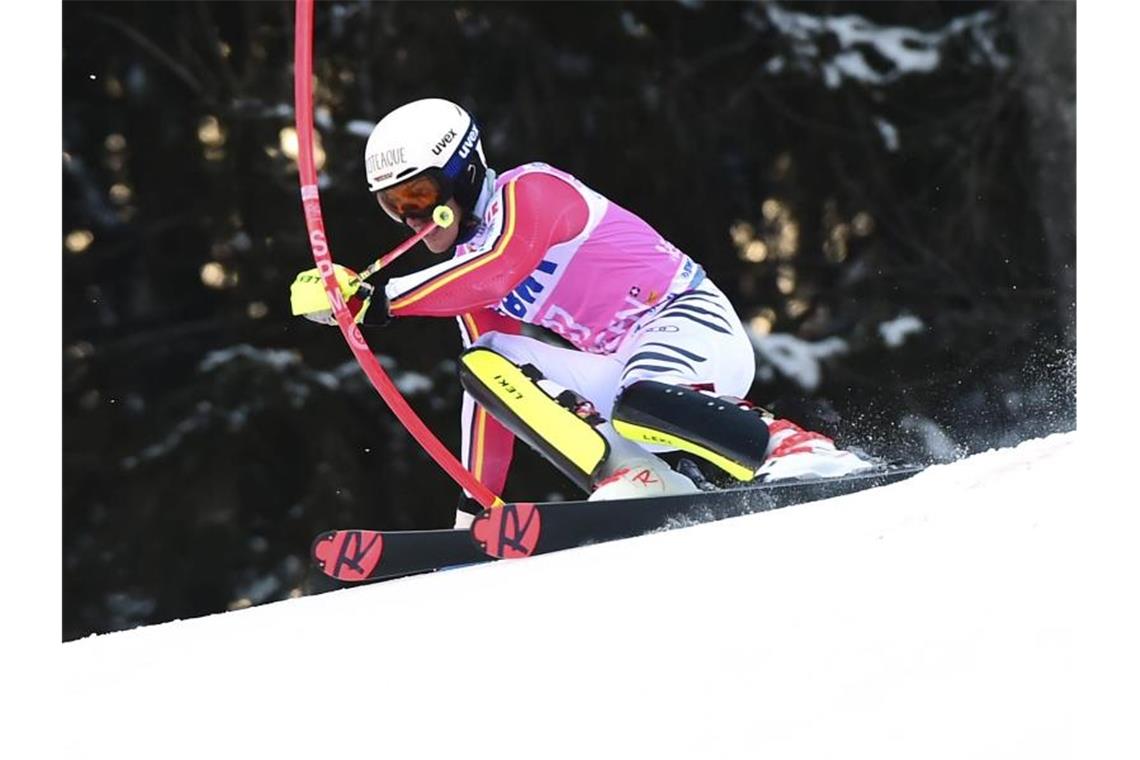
[611, 381, 769, 481]
[458, 347, 610, 492]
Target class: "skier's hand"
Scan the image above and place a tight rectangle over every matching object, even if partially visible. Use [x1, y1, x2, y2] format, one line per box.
[290, 265, 374, 325]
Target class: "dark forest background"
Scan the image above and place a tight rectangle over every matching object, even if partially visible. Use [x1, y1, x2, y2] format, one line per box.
[62, 0, 1075, 640]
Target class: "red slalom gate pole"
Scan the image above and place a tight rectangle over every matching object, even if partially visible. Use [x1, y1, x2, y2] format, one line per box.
[292, 0, 503, 509]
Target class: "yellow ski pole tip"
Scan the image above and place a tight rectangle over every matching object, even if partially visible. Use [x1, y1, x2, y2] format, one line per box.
[432, 205, 455, 228]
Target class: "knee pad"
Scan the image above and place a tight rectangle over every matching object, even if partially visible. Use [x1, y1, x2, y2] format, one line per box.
[611, 381, 769, 481]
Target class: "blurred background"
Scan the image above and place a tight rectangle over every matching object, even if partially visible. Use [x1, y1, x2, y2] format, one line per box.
[62, 0, 1075, 640]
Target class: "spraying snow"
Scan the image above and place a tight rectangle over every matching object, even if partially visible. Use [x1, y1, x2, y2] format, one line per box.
[62, 433, 1086, 758]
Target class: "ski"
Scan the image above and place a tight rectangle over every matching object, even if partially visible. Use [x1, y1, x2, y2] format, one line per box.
[471, 465, 924, 558]
[311, 526, 491, 582]
[311, 465, 924, 582]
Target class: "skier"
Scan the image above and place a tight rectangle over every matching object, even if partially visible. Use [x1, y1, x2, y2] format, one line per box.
[291, 98, 872, 527]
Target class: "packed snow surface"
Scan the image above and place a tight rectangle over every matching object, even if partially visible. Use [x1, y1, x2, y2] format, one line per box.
[63, 433, 1086, 759]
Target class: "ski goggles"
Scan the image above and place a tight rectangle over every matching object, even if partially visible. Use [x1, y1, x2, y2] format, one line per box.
[375, 170, 452, 222]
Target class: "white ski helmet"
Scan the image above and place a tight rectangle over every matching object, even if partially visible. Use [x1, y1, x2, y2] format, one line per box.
[363, 98, 487, 224]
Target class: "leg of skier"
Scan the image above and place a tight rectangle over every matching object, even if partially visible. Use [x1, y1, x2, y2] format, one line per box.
[595, 277, 761, 498]
[462, 330, 700, 497]
[459, 278, 872, 510]
[467, 276, 768, 501]
[602, 278, 873, 497]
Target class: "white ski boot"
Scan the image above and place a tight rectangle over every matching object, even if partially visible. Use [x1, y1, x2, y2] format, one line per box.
[588, 456, 700, 501]
[756, 419, 875, 481]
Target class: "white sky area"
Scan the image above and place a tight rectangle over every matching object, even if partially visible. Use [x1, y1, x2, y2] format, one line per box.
[0, 3, 1135, 759]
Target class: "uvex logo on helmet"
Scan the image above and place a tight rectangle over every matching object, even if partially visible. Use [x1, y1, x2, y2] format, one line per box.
[431, 129, 458, 156]
[458, 125, 480, 159]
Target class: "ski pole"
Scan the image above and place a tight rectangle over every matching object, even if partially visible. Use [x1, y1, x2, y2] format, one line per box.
[359, 205, 455, 281]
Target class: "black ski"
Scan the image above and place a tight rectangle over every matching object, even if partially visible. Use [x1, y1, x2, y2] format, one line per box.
[311, 526, 491, 582]
[312, 465, 924, 582]
[470, 465, 924, 558]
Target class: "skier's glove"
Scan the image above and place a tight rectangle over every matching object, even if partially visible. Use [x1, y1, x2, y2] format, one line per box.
[457, 493, 483, 517]
[290, 265, 375, 325]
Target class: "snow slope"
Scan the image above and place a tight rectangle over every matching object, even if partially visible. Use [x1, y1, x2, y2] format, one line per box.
[60, 433, 1106, 758]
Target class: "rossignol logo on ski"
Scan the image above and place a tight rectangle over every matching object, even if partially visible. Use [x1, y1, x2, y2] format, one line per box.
[471, 503, 541, 559]
[311, 530, 385, 581]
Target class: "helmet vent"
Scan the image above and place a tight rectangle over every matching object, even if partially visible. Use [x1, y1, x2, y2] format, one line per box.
[395, 167, 419, 181]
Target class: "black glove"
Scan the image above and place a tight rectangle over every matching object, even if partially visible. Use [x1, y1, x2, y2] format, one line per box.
[457, 493, 483, 517]
[359, 283, 392, 328]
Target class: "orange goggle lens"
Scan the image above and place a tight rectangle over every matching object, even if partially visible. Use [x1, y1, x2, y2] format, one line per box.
[376, 174, 447, 221]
